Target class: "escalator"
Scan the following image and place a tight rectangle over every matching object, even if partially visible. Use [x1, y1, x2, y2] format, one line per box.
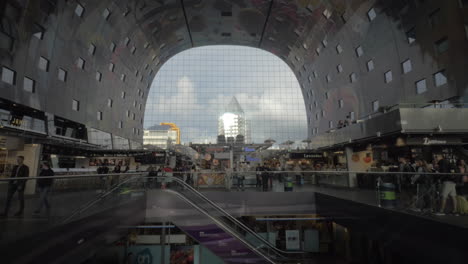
[1, 174, 310, 264]
[147, 176, 311, 264]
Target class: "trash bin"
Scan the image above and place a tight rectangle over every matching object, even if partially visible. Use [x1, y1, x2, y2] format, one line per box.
[380, 182, 396, 208]
[284, 176, 293, 192]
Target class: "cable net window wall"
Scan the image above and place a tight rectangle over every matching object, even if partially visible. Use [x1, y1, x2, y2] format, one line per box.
[144, 46, 307, 146]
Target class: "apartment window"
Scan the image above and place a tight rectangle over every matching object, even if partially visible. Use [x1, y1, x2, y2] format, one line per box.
[130, 46, 136, 54]
[144, 42, 150, 49]
[415, 79, 427, 94]
[325, 92, 329, 100]
[109, 63, 115, 72]
[406, 27, 416, 44]
[102, 8, 111, 20]
[32, 23, 45, 39]
[132, 113, 136, 120]
[75, 3, 84, 17]
[384, 70, 393, 83]
[315, 47, 321, 56]
[349, 111, 355, 120]
[429, 9, 441, 29]
[96, 71, 102, 81]
[313, 71, 318, 78]
[72, 99, 80, 111]
[355, 46, 364, 57]
[323, 9, 332, 19]
[315, 113, 319, 120]
[302, 43, 308, 50]
[76, 57, 85, 69]
[326, 74, 332, 83]
[23, 77, 35, 93]
[107, 98, 113, 107]
[314, 101, 318, 108]
[139, 104, 142, 111]
[337, 64, 343, 73]
[367, 60, 375, 72]
[336, 44, 343, 54]
[321, 110, 325, 117]
[133, 101, 137, 107]
[435, 37, 449, 53]
[88, 43, 96, 55]
[124, 37, 130, 46]
[121, 74, 126, 82]
[118, 121, 123, 129]
[372, 100, 379, 112]
[322, 38, 328, 48]
[122, 91, 126, 99]
[97, 111, 103, 120]
[110, 42, 116, 52]
[58, 68, 67, 82]
[350, 72, 357, 83]
[402, 59, 412, 74]
[126, 110, 130, 118]
[338, 99, 344, 108]
[329, 121, 334, 129]
[135, 70, 139, 77]
[123, 8, 130, 17]
[367, 8, 377, 21]
[38, 56, 49, 72]
[434, 70, 447, 87]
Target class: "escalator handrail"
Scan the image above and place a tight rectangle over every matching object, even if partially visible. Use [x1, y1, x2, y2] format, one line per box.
[163, 189, 277, 264]
[153, 175, 306, 257]
[61, 175, 146, 223]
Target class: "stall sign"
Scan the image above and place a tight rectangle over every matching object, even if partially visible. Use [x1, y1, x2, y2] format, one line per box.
[405, 137, 463, 146]
[289, 152, 323, 159]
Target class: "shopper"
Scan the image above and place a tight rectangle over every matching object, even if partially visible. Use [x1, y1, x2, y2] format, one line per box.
[34, 162, 54, 215]
[435, 155, 457, 216]
[255, 164, 262, 189]
[261, 164, 270, 192]
[1, 156, 29, 217]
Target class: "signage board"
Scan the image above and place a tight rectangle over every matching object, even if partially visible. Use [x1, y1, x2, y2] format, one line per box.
[285, 230, 300, 250]
[405, 137, 464, 146]
[289, 152, 324, 159]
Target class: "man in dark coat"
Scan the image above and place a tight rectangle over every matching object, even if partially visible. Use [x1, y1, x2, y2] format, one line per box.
[34, 161, 54, 215]
[1, 156, 29, 217]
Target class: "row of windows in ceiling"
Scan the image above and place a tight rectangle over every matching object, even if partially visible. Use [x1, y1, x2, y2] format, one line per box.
[74, 3, 168, 52]
[304, 30, 449, 83]
[33, 27, 157, 82]
[73, 100, 142, 136]
[1, 64, 146, 102]
[306, 61, 448, 109]
[308, 68, 447, 123]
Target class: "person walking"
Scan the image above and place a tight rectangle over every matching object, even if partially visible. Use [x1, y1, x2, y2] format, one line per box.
[1, 156, 29, 217]
[34, 162, 54, 215]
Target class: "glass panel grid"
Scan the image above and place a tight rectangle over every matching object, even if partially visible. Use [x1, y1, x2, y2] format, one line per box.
[145, 46, 307, 144]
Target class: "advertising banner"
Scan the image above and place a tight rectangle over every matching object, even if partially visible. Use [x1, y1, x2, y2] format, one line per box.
[285, 230, 300, 250]
[170, 245, 194, 264]
[197, 172, 225, 186]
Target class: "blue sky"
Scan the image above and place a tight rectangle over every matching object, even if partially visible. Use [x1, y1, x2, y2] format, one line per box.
[144, 45, 307, 144]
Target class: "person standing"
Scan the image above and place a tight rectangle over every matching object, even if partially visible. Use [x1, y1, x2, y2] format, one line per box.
[255, 164, 262, 189]
[1, 156, 29, 217]
[261, 164, 270, 192]
[435, 154, 457, 216]
[34, 162, 54, 215]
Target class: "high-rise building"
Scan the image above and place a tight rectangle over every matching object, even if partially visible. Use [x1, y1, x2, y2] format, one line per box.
[218, 97, 246, 144]
[143, 125, 178, 149]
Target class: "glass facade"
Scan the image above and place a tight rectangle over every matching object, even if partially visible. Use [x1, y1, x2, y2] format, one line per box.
[144, 46, 307, 145]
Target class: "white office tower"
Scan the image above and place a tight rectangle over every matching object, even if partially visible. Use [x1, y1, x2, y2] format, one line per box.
[218, 97, 246, 144]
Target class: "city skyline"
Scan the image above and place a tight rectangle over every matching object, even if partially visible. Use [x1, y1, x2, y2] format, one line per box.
[144, 45, 307, 144]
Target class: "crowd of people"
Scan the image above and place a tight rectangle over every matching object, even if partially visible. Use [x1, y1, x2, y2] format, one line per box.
[390, 155, 468, 216]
